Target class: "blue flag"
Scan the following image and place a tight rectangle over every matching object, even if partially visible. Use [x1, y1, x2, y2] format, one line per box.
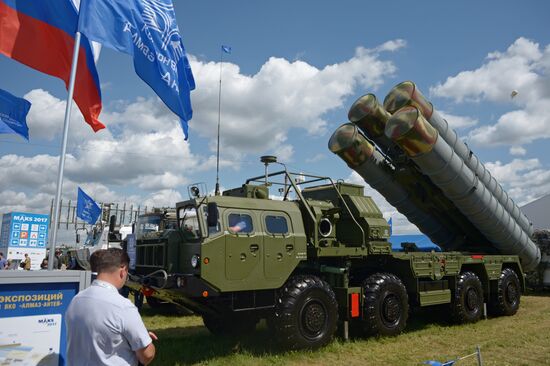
[78, 0, 195, 139]
[388, 217, 393, 236]
[77, 187, 101, 225]
[221, 45, 231, 54]
[0, 88, 31, 140]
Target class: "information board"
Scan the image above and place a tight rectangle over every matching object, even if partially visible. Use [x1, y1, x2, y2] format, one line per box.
[1, 212, 50, 270]
[0, 271, 90, 366]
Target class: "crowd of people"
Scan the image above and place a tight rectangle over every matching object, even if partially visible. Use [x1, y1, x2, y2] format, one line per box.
[0, 249, 77, 271]
[0, 251, 30, 270]
[39, 249, 77, 270]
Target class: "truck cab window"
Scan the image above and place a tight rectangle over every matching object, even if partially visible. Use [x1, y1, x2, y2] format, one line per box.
[135, 215, 161, 240]
[265, 215, 288, 234]
[178, 206, 201, 239]
[228, 213, 253, 233]
[204, 206, 221, 235]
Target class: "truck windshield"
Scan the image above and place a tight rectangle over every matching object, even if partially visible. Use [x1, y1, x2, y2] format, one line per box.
[179, 206, 201, 240]
[135, 215, 161, 239]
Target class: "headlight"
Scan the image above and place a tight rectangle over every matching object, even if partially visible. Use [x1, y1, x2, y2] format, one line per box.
[191, 254, 200, 268]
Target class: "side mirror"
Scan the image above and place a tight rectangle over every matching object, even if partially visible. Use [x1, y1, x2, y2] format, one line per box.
[207, 202, 219, 227]
[76, 233, 80, 243]
[109, 215, 117, 234]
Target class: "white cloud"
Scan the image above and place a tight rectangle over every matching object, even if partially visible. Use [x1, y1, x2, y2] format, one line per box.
[188, 41, 405, 158]
[485, 158, 550, 205]
[438, 111, 478, 129]
[509, 146, 527, 156]
[24, 89, 112, 142]
[1, 41, 406, 219]
[141, 189, 184, 208]
[430, 38, 550, 146]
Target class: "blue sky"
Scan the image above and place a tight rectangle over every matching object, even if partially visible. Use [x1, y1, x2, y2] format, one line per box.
[1, 0, 549, 239]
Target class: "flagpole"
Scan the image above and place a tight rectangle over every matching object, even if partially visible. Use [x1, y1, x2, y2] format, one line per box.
[215, 47, 223, 195]
[48, 32, 82, 270]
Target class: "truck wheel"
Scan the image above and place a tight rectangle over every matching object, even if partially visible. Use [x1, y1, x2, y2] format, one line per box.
[202, 313, 258, 337]
[451, 271, 484, 323]
[488, 268, 521, 316]
[362, 273, 408, 337]
[274, 275, 338, 350]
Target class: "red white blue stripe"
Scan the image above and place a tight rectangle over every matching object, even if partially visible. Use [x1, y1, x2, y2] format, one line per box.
[0, 0, 104, 131]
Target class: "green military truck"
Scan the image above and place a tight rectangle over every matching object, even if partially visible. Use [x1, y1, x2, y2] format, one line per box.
[126, 163, 528, 350]
[126, 81, 540, 350]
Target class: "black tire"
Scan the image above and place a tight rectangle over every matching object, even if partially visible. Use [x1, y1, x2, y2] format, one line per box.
[202, 312, 258, 337]
[488, 268, 521, 316]
[451, 271, 484, 323]
[362, 273, 409, 337]
[274, 275, 338, 350]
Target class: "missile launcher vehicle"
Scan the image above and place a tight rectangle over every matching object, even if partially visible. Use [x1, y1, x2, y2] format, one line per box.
[125, 81, 539, 350]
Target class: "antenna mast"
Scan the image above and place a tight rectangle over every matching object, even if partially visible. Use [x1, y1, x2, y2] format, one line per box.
[215, 46, 227, 196]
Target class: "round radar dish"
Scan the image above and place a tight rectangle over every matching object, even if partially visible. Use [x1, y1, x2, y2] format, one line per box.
[261, 155, 278, 164]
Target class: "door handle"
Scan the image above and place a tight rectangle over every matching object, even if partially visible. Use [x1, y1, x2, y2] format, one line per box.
[285, 244, 294, 251]
[250, 244, 259, 253]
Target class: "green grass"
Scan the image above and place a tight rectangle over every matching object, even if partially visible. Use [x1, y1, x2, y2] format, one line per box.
[141, 294, 550, 366]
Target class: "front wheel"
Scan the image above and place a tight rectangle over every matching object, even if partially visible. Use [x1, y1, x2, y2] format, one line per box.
[274, 275, 338, 350]
[451, 271, 484, 323]
[362, 273, 409, 337]
[488, 268, 521, 316]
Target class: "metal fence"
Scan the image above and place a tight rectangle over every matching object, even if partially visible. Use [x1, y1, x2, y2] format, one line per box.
[48, 199, 165, 229]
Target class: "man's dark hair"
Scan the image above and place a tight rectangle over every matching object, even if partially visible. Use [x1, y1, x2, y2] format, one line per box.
[90, 248, 129, 273]
[0, 252, 3, 257]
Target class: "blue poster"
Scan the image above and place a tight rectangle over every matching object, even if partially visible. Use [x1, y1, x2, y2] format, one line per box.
[0, 212, 49, 249]
[0, 282, 79, 365]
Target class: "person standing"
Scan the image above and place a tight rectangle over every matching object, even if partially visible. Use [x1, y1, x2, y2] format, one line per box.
[65, 248, 157, 366]
[0, 252, 7, 270]
[67, 253, 77, 270]
[23, 253, 31, 270]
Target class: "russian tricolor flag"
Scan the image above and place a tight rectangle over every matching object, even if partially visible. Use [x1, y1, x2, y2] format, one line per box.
[0, 0, 104, 132]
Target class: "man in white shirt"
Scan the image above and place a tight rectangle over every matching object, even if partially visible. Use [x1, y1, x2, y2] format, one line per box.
[66, 248, 157, 366]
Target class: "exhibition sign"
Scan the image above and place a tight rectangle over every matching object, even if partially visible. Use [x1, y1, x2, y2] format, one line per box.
[0, 271, 91, 366]
[0, 212, 49, 270]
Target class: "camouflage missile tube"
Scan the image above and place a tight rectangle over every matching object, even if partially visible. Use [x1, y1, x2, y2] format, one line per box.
[328, 123, 458, 249]
[384, 81, 533, 237]
[385, 105, 540, 271]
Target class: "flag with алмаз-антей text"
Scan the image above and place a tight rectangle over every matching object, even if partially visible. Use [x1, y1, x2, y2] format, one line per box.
[76, 187, 101, 225]
[0, 0, 105, 132]
[0, 88, 31, 140]
[78, 0, 195, 139]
